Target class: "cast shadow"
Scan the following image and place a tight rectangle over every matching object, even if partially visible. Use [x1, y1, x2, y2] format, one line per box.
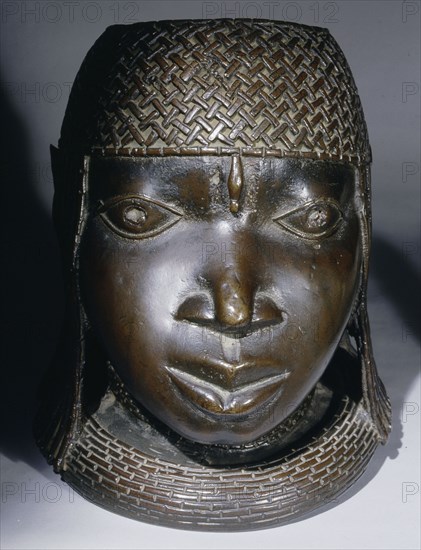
[0, 71, 64, 472]
[301, 231, 420, 522]
[371, 234, 420, 342]
[368, 234, 420, 457]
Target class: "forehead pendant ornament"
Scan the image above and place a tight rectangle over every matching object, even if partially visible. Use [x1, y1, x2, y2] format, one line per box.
[36, 19, 391, 531]
[228, 156, 244, 214]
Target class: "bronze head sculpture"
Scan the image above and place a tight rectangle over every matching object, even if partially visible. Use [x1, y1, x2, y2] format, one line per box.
[36, 19, 391, 530]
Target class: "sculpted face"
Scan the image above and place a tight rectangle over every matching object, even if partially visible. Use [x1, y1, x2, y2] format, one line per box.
[80, 156, 361, 445]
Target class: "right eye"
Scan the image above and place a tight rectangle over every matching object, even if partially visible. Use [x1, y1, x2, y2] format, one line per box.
[98, 195, 182, 239]
[273, 199, 343, 240]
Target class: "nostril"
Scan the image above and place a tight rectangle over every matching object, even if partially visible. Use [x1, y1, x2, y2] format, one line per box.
[253, 297, 284, 325]
[175, 293, 214, 324]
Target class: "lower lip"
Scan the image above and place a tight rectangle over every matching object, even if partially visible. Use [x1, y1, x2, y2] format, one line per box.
[166, 367, 290, 416]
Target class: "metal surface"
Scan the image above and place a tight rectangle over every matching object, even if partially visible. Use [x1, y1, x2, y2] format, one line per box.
[35, 19, 391, 531]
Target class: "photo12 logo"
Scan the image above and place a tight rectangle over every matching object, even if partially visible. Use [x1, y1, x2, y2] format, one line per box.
[2, 481, 75, 504]
[202, 1, 340, 23]
[2, 81, 72, 104]
[1, 1, 143, 24]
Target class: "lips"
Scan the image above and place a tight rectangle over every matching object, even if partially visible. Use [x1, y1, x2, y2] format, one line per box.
[165, 359, 290, 416]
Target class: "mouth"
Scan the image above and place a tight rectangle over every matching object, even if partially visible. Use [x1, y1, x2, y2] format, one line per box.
[165, 360, 290, 416]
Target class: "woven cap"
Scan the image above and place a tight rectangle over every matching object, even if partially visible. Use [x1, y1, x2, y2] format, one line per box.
[59, 19, 371, 164]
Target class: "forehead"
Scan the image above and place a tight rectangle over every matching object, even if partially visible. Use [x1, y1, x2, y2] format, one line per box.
[88, 156, 356, 212]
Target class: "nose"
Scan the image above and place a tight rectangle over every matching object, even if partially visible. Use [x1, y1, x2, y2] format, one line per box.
[175, 269, 284, 335]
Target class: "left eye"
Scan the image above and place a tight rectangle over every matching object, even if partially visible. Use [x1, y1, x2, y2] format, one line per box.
[98, 195, 182, 239]
[274, 200, 343, 240]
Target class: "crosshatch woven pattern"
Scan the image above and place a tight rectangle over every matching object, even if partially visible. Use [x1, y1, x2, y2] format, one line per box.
[59, 19, 371, 164]
[63, 392, 379, 531]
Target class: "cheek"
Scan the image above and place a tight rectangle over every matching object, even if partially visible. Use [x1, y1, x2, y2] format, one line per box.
[83, 220, 178, 297]
[79, 227, 177, 362]
[268, 234, 361, 356]
[268, 241, 361, 406]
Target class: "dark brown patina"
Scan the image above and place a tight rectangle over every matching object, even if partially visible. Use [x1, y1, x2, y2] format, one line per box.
[35, 19, 391, 531]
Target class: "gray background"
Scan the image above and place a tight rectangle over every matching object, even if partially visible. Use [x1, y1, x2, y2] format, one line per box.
[0, 1, 420, 549]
